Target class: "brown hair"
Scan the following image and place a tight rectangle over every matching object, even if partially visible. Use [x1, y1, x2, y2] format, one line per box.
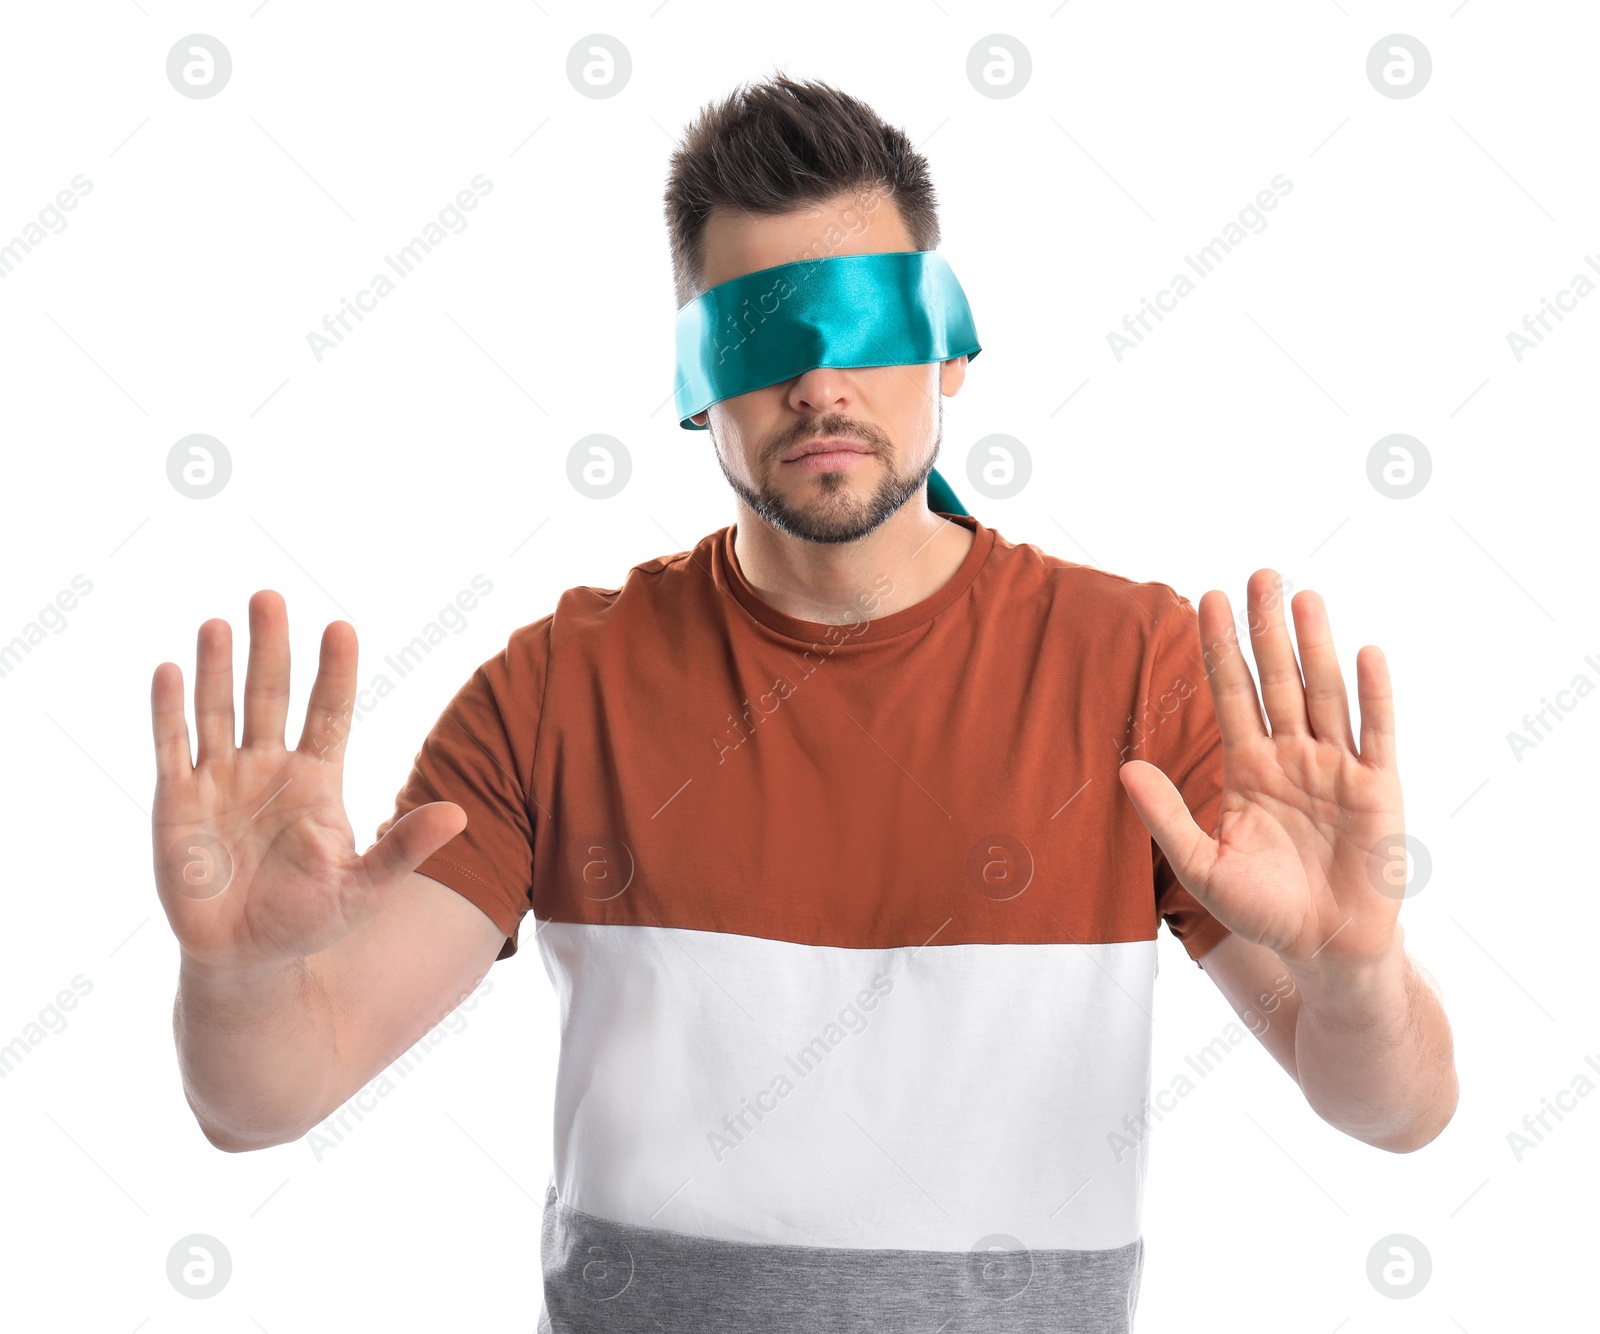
[663, 72, 941, 306]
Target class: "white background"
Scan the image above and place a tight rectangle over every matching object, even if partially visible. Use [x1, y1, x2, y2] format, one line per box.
[1, 2, 1593, 1330]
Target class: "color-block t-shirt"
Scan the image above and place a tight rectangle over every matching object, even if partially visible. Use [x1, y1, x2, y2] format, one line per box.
[379, 514, 1231, 1333]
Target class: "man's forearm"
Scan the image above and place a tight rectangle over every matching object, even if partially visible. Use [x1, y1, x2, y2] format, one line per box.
[1288, 926, 1458, 1152]
[174, 953, 340, 1152]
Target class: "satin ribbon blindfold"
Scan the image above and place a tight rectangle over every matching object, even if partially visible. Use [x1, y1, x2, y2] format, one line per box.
[673, 250, 980, 516]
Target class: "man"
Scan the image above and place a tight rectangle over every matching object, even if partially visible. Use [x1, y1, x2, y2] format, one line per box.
[152, 75, 1457, 1332]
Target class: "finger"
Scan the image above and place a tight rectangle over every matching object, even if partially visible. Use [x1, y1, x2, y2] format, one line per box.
[242, 590, 291, 749]
[151, 661, 193, 782]
[1118, 760, 1218, 896]
[295, 619, 359, 766]
[1196, 589, 1268, 746]
[1356, 645, 1397, 770]
[193, 618, 235, 769]
[359, 801, 467, 891]
[1290, 590, 1356, 752]
[1244, 569, 1310, 738]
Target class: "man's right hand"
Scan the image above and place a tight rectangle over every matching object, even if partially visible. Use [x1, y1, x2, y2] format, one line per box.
[151, 591, 507, 1151]
[151, 591, 466, 969]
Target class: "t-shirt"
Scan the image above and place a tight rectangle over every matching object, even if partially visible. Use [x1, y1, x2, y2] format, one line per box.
[379, 514, 1231, 1333]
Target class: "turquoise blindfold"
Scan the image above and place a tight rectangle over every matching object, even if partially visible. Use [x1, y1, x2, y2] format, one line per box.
[673, 249, 981, 517]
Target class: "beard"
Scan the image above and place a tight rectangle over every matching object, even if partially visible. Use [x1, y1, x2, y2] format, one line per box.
[712, 402, 943, 546]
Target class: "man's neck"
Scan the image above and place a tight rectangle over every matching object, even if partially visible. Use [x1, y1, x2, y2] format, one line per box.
[731, 500, 975, 626]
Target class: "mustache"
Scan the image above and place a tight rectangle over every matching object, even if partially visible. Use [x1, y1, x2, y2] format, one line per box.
[765, 415, 893, 464]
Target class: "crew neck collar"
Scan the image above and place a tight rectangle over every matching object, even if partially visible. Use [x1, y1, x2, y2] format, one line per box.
[714, 514, 995, 646]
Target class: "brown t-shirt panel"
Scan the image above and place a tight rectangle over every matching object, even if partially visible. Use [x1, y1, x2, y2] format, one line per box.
[379, 518, 1232, 965]
[1136, 592, 1232, 965]
[376, 616, 552, 960]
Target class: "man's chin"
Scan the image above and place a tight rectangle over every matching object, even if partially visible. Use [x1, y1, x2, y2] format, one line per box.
[765, 501, 885, 545]
[749, 477, 919, 546]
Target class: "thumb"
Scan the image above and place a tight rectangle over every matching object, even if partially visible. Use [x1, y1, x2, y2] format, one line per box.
[360, 801, 468, 890]
[1118, 761, 1216, 895]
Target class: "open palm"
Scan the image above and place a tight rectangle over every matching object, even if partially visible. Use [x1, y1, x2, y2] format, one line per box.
[151, 592, 465, 969]
[1119, 570, 1407, 966]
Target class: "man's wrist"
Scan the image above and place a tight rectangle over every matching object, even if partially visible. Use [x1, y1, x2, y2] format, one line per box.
[1284, 924, 1410, 1029]
[178, 949, 306, 1008]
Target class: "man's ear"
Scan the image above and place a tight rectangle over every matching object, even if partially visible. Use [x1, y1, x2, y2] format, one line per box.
[939, 354, 968, 397]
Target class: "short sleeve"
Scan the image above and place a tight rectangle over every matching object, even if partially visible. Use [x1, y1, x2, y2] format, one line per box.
[375, 615, 552, 959]
[1138, 594, 1233, 967]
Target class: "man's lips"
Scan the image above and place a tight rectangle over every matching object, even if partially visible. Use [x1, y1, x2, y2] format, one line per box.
[780, 437, 875, 464]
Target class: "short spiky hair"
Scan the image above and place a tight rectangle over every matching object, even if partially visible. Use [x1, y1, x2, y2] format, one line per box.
[664, 73, 941, 307]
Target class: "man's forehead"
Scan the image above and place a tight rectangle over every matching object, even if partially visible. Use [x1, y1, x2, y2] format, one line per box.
[698, 190, 913, 290]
